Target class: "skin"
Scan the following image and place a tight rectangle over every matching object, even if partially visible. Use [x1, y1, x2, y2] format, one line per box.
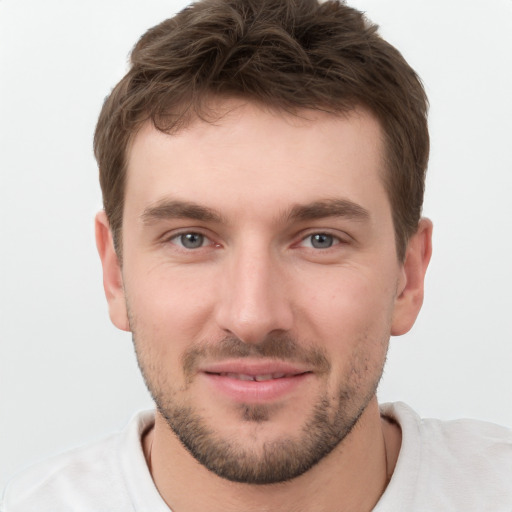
[96, 100, 432, 512]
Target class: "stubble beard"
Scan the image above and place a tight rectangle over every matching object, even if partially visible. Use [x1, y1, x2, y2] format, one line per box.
[133, 332, 387, 485]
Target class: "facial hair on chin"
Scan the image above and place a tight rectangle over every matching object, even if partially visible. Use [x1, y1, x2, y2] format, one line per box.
[132, 330, 387, 485]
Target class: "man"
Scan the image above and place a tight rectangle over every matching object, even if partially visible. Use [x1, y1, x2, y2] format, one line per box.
[2, 0, 511, 510]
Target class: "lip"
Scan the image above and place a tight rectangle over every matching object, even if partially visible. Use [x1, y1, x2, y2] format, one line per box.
[199, 359, 313, 403]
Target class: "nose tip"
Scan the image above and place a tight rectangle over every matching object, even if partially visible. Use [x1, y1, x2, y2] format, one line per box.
[221, 308, 289, 346]
[214, 252, 293, 344]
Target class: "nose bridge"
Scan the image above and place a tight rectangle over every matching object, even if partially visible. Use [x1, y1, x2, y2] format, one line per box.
[215, 237, 292, 343]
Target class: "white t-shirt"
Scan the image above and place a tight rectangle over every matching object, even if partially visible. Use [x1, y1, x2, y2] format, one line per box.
[2, 402, 511, 511]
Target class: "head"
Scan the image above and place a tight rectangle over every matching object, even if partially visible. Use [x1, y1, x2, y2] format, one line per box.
[94, 0, 432, 486]
[94, 0, 429, 263]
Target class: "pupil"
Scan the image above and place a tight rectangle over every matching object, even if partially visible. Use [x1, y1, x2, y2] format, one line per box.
[181, 233, 204, 248]
[312, 234, 333, 249]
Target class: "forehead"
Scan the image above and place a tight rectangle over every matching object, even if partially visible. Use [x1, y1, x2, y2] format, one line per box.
[124, 101, 389, 222]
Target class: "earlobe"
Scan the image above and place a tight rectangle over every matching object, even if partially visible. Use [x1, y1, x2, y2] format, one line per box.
[95, 211, 130, 332]
[391, 218, 433, 336]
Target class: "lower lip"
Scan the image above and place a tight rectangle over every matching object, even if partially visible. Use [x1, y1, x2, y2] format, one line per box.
[201, 372, 312, 403]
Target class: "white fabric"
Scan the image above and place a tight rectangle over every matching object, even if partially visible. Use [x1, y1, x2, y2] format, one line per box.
[374, 403, 512, 510]
[2, 403, 511, 511]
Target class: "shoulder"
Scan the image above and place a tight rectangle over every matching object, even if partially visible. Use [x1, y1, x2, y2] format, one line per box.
[377, 402, 512, 511]
[1, 411, 155, 512]
[383, 401, 512, 467]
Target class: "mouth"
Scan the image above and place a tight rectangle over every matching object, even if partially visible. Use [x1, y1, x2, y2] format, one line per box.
[207, 371, 305, 382]
[199, 360, 313, 403]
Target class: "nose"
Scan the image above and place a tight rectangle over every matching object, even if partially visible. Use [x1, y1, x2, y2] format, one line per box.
[214, 244, 294, 344]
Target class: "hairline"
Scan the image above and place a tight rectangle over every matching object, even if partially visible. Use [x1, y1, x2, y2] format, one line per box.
[111, 97, 410, 263]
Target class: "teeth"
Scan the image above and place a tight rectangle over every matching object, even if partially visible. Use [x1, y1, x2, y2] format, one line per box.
[220, 372, 289, 381]
[224, 373, 254, 381]
[254, 374, 273, 382]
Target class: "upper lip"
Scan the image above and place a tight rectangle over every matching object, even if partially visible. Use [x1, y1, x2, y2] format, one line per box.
[199, 359, 312, 377]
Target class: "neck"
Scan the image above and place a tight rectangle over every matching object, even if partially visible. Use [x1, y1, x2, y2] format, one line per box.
[143, 398, 401, 512]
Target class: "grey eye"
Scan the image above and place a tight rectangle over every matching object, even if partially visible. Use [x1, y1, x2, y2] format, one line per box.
[310, 233, 334, 249]
[180, 233, 205, 249]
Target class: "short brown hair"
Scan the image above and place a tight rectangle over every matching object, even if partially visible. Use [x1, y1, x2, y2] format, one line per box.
[94, 0, 429, 261]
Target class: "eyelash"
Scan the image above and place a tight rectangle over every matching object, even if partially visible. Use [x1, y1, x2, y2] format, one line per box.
[298, 232, 344, 250]
[166, 231, 217, 250]
[164, 230, 347, 252]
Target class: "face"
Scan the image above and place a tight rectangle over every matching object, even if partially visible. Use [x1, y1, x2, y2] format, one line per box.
[98, 101, 427, 484]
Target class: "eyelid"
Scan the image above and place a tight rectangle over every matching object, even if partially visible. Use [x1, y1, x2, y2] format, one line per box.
[299, 234, 340, 249]
[295, 230, 349, 248]
[172, 233, 207, 249]
[162, 228, 220, 249]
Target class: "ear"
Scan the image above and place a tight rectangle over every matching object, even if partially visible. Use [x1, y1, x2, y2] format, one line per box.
[95, 211, 130, 332]
[391, 218, 433, 336]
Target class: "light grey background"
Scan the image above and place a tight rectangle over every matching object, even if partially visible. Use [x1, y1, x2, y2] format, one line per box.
[1, 0, 511, 491]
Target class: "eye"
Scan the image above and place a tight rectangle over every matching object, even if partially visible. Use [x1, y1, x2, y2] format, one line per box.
[301, 233, 340, 249]
[172, 232, 208, 249]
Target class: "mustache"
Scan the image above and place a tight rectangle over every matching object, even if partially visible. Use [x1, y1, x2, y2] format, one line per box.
[182, 333, 331, 377]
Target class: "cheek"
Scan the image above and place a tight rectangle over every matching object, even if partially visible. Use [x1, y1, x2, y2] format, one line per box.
[125, 265, 219, 394]
[302, 268, 396, 328]
[297, 269, 395, 366]
[124, 261, 219, 345]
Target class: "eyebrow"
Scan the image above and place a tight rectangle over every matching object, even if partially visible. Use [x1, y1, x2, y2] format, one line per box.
[285, 199, 370, 222]
[141, 199, 225, 225]
[140, 198, 369, 226]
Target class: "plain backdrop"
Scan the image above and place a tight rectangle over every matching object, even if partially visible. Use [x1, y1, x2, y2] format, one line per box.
[1, 0, 511, 491]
